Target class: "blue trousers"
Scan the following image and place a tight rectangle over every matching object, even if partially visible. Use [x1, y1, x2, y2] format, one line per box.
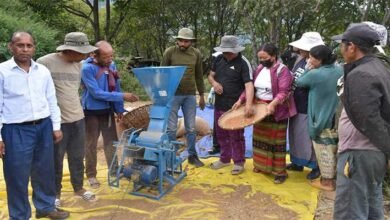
[167, 95, 197, 156]
[2, 118, 56, 220]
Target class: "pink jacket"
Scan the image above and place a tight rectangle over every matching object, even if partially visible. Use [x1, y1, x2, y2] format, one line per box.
[240, 61, 297, 121]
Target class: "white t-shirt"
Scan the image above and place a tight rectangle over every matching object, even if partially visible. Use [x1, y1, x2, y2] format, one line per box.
[254, 67, 273, 100]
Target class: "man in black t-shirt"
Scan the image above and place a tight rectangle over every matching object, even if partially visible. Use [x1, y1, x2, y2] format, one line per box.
[207, 35, 254, 175]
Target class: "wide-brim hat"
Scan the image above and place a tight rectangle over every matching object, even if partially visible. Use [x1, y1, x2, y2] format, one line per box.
[174, 28, 196, 40]
[289, 32, 325, 51]
[56, 32, 98, 54]
[218, 102, 268, 130]
[214, 35, 245, 53]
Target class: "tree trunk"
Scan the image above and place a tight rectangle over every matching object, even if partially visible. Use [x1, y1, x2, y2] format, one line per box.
[105, 0, 111, 40]
[93, 0, 100, 42]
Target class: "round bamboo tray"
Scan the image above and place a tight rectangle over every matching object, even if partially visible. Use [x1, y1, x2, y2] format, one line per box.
[218, 102, 268, 130]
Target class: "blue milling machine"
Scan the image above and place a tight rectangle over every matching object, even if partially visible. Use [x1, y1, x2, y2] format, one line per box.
[108, 66, 187, 200]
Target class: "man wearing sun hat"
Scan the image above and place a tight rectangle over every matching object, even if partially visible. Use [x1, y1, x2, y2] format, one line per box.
[161, 28, 205, 167]
[207, 35, 254, 175]
[37, 32, 98, 207]
[331, 23, 390, 220]
[286, 32, 325, 180]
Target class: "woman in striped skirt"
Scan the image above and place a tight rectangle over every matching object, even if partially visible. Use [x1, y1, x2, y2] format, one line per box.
[236, 43, 296, 184]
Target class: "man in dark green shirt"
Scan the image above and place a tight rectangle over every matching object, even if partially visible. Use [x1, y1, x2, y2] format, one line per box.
[161, 28, 205, 167]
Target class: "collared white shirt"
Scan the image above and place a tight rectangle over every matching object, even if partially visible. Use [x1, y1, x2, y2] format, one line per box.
[0, 58, 61, 141]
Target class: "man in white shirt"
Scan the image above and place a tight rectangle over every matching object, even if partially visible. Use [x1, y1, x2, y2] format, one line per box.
[0, 32, 69, 219]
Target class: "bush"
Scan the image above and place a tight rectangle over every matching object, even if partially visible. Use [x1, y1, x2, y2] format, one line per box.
[0, 7, 58, 62]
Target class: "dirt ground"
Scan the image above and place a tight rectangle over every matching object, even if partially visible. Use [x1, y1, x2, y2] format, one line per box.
[314, 188, 390, 220]
[83, 180, 298, 219]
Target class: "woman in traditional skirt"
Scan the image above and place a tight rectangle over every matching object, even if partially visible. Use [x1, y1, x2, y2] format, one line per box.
[296, 45, 342, 190]
[235, 43, 296, 184]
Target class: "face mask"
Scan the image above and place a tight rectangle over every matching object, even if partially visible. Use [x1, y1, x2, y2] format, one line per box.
[260, 59, 273, 68]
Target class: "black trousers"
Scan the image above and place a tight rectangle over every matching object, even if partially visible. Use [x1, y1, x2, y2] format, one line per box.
[54, 119, 86, 195]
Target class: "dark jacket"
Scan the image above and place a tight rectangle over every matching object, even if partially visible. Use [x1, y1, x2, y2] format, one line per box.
[340, 55, 390, 156]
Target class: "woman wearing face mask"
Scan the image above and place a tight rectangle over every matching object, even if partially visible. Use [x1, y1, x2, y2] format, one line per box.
[235, 43, 296, 184]
[295, 45, 342, 191]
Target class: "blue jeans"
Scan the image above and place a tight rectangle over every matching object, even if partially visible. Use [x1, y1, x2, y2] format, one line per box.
[167, 95, 197, 156]
[2, 117, 56, 220]
[333, 150, 386, 220]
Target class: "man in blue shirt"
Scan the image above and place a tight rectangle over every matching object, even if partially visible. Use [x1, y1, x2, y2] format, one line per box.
[0, 32, 69, 219]
[81, 41, 138, 188]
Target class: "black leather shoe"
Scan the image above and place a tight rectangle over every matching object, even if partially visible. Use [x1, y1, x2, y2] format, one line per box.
[208, 147, 220, 155]
[188, 155, 204, 167]
[286, 163, 304, 171]
[306, 167, 321, 180]
[36, 208, 69, 219]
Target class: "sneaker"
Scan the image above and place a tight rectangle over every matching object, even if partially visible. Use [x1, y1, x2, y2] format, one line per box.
[306, 167, 321, 180]
[188, 155, 204, 167]
[36, 208, 69, 219]
[286, 163, 304, 171]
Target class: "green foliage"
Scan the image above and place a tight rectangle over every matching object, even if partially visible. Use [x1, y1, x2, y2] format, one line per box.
[0, 2, 58, 61]
[20, 0, 84, 40]
[114, 59, 149, 101]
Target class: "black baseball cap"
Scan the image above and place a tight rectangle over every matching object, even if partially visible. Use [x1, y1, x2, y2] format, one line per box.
[331, 23, 380, 47]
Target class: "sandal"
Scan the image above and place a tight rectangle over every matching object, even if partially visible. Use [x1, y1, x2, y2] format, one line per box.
[274, 175, 288, 184]
[88, 177, 101, 189]
[75, 189, 97, 202]
[231, 165, 244, 175]
[210, 160, 230, 170]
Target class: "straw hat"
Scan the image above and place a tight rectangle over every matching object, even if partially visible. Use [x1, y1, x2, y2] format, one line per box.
[289, 32, 325, 52]
[56, 32, 97, 54]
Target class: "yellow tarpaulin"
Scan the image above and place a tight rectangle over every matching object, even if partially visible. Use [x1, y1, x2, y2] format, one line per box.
[0, 158, 318, 219]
